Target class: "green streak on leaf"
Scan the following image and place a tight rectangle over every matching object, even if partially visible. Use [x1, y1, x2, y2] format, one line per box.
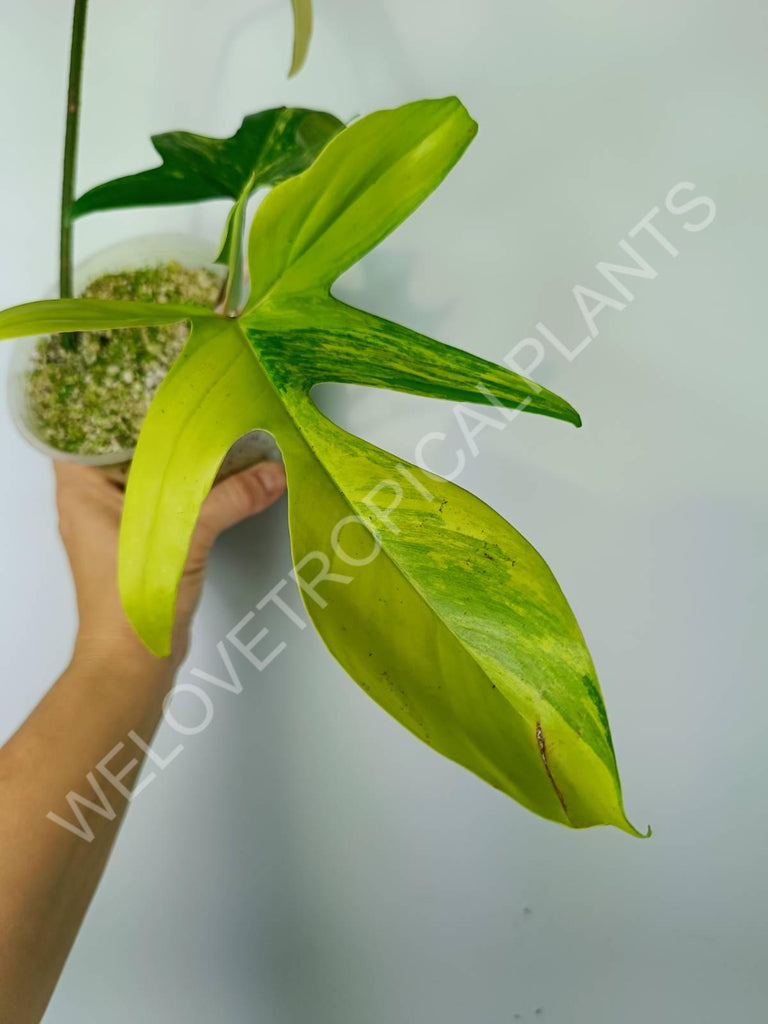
[247, 296, 581, 427]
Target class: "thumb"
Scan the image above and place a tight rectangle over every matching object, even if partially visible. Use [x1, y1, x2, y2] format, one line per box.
[196, 461, 286, 550]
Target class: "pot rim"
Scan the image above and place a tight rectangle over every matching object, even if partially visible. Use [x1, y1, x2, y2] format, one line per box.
[8, 232, 223, 467]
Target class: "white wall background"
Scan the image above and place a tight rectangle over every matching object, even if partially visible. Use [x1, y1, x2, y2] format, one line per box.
[1, 1, 766, 1021]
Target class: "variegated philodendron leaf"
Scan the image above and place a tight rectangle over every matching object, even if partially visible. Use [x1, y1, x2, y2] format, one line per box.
[0, 98, 644, 835]
[70, 107, 344, 309]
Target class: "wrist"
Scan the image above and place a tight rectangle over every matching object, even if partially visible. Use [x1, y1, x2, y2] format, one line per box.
[71, 631, 182, 695]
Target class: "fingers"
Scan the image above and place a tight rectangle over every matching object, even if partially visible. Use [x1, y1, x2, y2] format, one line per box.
[196, 461, 286, 547]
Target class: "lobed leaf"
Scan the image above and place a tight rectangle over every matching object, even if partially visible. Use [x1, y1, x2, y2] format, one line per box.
[0, 98, 641, 832]
[122, 317, 639, 832]
[69, 108, 344, 220]
[118, 98, 639, 830]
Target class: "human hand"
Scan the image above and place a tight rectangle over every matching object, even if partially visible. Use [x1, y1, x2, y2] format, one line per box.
[55, 460, 286, 676]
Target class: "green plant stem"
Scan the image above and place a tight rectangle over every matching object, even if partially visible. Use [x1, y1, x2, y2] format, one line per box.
[221, 180, 255, 317]
[60, 0, 89, 301]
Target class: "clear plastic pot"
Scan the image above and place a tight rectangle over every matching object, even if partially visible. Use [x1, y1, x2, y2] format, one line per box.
[7, 233, 280, 481]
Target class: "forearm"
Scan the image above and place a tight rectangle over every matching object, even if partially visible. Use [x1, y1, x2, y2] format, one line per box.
[0, 459, 283, 1020]
[0, 647, 174, 1023]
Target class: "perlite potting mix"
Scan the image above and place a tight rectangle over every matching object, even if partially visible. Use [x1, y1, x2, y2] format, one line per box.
[27, 262, 220, 454]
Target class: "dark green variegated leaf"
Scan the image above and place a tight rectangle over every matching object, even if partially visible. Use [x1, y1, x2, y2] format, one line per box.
[70, 108, 344, 311]
[0, 99, 642, 833]
[70, 108, 343, 218]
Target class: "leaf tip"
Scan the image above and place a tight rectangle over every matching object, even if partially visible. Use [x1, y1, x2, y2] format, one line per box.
[120, 592, 173, 659]
[615, 815, 652, 839]
[146, 635, 172, 660]
[552, 398, 582, 428]
[135, 619, 173, 659]
[443, 95, 478, 137]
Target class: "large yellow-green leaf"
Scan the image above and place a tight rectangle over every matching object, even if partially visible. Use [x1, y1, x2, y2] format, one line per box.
[105, 311, 641, 833]
[0, 99, 642, 832]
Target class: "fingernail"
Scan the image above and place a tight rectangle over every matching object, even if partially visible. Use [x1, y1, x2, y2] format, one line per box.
[255, 462, 286, 497]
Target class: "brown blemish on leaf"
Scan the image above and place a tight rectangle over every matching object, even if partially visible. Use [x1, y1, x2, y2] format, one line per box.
[536, 722, 568, 819]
